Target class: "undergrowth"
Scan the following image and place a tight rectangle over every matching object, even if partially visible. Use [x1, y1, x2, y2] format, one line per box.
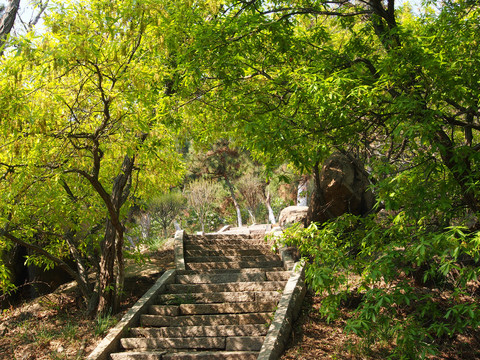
[277, 214, 480, 359]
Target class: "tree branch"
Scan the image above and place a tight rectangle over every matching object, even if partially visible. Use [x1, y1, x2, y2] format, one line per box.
[0, 227, 91, 299]
[0, 0, 20, 56]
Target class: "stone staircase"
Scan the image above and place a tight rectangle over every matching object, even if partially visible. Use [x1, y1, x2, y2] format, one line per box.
[108, 232, 294, 360]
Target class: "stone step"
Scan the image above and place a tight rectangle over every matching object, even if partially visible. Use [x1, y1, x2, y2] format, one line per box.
[175, 270, 289, 284]
[186, 260, 283, 271]
[176, 272, 265, 285]
[141, 312, 272, 327]
[185, 254, 280, 263]
[162, 351, 259, 360]
[110, 351, 166, 360]
[185, 235, 266, 241]
[121, 337, 225, 350]
[188, 234, 253, 241]
[143, 305, 179, 316]
[265, 270, 291, 281]
[149, 301, 277, 316]
[130, 324, 268, 338]
[176, 267, 286, 276]
[111, 351, 259, 360]
[184, 243, 271, 251]
[225, 336, 264, 351]
[157, 291, 282, 305]
[120, 336, 264, 352]
[166, 281, 286, 294]
[185, 248, 273, 257]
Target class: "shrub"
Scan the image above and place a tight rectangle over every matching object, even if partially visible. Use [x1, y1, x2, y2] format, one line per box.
[277, 214, 480, 358]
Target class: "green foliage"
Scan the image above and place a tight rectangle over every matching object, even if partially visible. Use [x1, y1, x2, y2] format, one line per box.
[0, 0, 186, 312]
[94, 311, 117, 336]
[279, 216, 480, 358]
[149, 192, 185, 239]
[184, 178, 224, 232]
[0, 262, 16, 295]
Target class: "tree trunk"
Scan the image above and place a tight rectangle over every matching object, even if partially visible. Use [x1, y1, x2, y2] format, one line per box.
[0, 0, 20, 56]
[306, 161, 332, 225]
[224, 177, 242, 227]
[140, 213, 150, 239]
[114, 226, 124, 313]
[64, 233, 92, 303]
[247, 208, 256, 224]
[265, 190, 276, 224]
[97, 220, 116, 315]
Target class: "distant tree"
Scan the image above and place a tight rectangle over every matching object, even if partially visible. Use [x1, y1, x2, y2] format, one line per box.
[184, 179, 221, 232]
[188, 139, 248, 227]
[237, 174, 262, 224]
[149, 192, 185, 239]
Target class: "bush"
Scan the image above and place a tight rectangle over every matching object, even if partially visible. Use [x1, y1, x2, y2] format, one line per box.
[277, 214, 480, 359]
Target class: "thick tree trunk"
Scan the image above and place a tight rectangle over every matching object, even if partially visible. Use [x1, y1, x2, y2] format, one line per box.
[97, 220, 117, 314]
[306, 161, 332, 225]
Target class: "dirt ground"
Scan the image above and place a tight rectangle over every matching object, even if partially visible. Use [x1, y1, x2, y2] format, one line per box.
[0, 248, 174, 360]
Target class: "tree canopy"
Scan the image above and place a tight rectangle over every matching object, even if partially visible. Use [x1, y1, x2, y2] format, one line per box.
[1, 0, 480, 354]
[0, 0, 185, 314]
[179, 0, 480, 221]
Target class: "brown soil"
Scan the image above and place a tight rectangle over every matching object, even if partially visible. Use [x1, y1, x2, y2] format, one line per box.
[0, 248, 174, 360]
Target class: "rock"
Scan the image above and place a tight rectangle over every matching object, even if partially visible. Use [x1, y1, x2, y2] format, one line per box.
[278, 206, 309, 228]
[307, 152, 375, 224]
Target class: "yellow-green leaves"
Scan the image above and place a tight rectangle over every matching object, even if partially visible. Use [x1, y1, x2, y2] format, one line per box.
[0, 0, 187, 305]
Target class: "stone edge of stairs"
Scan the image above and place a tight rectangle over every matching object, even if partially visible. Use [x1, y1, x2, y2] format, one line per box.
[86, 228, 306, 360]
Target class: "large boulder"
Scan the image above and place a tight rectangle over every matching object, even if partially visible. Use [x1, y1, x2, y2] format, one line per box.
[307, 152, 375, 224]
[278, 206, 309, 228]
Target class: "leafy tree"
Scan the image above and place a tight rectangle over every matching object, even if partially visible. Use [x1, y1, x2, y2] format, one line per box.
[0, 0, 185, 315]
[0, 0, 49, 56]
[181, 0, 480, 220]
[149, 192, 185, 239]
[175, 0, 480, 355]
[187, 139, 248, 227]
[237, 173, 263, 224]
[0, 0, 20, 54]
[184, 178, 222, 232]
